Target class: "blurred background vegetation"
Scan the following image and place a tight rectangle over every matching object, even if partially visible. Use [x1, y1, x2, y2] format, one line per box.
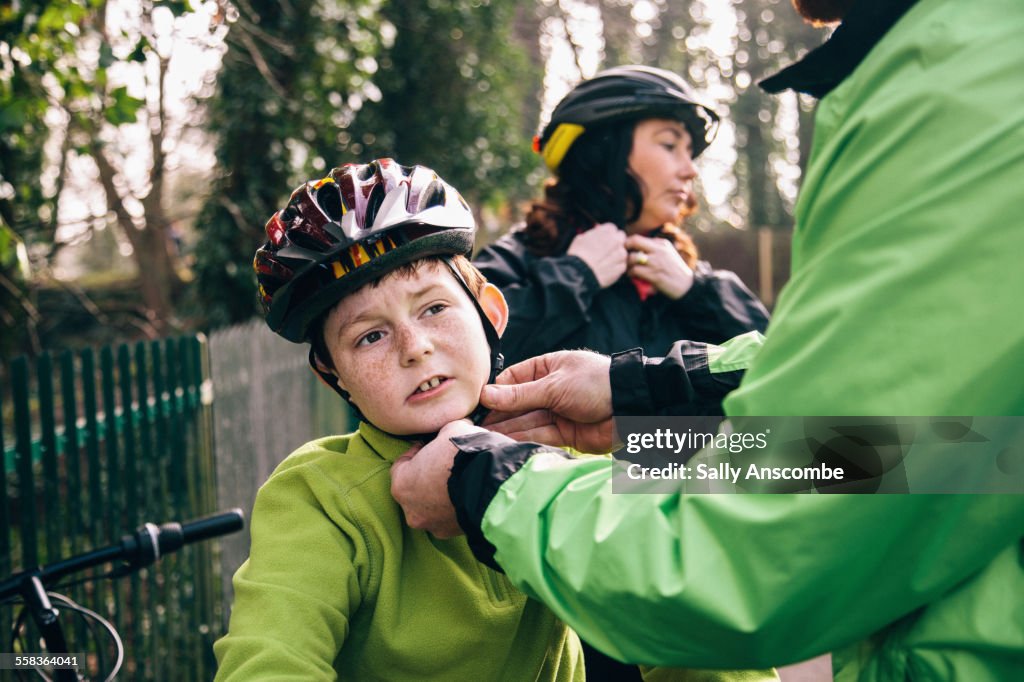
[1, 0, 828, 361]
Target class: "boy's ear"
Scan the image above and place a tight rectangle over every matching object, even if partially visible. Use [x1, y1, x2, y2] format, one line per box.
[478, 283, 509, 337]
[311, 349, 349, 393]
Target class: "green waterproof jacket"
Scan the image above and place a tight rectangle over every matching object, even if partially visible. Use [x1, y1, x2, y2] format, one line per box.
[449, 0, 1024, 679]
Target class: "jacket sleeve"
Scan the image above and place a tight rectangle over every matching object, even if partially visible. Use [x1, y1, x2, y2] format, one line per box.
[611, 332, 765, 417]
[673, 262, 770, 345]
[449, 0, 1024, 671]
[473, 233, 602, 364]
[449, 435, 1024, 669]
[213, 462, 365, 680]
[451, 334, 767, 568]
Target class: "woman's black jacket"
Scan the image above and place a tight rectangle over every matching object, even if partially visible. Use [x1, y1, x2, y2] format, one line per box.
[474, 229, 770, 366]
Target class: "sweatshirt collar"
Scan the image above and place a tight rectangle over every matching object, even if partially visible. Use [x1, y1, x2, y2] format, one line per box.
[758, 0, 918, 98]
[358, 421, 418, 462]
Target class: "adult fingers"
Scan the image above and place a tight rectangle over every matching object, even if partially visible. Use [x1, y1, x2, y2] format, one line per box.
[480, 380, 549, 413]
[624, 233, 657, 250]
[493, 354, 553, 385]
[484, 409, 553, 434]
[629, 250, 651, 267]
[627, 263, 654, 280]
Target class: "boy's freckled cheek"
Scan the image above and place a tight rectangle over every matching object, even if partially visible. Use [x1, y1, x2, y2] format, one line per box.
[343, 356, 391, 399]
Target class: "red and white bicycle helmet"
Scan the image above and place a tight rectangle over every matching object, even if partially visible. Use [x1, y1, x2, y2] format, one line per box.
[255, 159, 476, 343]
[255, 159, 503, 420]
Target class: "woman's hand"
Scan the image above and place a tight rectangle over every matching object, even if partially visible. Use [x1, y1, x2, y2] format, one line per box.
[567, 222, 628, 289]
[625, 234, 694, 300]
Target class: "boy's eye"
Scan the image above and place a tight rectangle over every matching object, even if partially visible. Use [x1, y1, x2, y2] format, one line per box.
[424, 303, 447, 316]
[660, 142, 676, 152]
[356, 330, 384, 347]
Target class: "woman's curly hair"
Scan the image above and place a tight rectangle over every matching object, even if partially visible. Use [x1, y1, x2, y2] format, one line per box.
[520, 120, 698, 268]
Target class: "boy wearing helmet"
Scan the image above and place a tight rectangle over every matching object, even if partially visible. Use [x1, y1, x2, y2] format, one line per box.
[213, 159, 581, 681]
[215, 159, 771, 682]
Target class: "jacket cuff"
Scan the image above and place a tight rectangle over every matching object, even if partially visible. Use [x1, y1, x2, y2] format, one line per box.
[560, 254, 602, 296]
[610, 348, 655, 415]
[612, 344, 723, 415]
[644, 349, 702, 412]
[671, 260, 710, 310]
[447, 432, 569, 571]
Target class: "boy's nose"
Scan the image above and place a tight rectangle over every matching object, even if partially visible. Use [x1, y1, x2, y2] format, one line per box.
[397, 325, 433, 365]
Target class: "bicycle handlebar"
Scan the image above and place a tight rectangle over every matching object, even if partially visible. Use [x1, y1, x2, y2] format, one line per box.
[0, 508, 245, 602]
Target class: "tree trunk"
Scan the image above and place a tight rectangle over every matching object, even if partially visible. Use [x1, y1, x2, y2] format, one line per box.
[512, 3, 545, 142]
[91, 142, 181, 335]
[598, 0, 636, 67]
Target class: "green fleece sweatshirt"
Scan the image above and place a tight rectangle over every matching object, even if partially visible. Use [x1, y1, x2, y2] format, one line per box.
[213, 422, 582, 681]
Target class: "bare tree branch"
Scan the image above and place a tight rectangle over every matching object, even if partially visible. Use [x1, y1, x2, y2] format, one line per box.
[142, 53, 169, 218]
[218, 195, 252, 234]
[556, 0, 588, 78]
[44, 120, 74, 246]
[230, 14, 296, 55]
[231, 27, 289, 99]
[90, 137, 143, 240]
[0, 271, 40, 321]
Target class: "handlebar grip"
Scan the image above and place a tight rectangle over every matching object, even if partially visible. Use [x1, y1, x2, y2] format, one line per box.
[1, 509, 247, 596]
[180, 508, 245, 547]
[123, 509, 245, 568]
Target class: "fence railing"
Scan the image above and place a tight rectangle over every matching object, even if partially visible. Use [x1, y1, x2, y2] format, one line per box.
[0, 336, 222, 680]
[0, 321, 354, 680]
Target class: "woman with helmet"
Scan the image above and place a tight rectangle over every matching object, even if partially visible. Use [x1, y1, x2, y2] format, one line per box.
[474, 65, 769, 389]
[473, 66, 772, 679]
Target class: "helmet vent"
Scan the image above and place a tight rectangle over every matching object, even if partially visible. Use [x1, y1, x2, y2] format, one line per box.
[288, 229, 329, 252]
[356, 162, 379, 181]
[363, 183, 386, 228]
[421, 181, 446, 210]
[316, 182, 345, 221]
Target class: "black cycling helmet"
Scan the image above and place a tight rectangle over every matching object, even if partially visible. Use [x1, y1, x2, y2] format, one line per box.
[534, 65, 720, 173]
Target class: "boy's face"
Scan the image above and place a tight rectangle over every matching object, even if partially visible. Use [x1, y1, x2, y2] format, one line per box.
[321, 260, 504, 436]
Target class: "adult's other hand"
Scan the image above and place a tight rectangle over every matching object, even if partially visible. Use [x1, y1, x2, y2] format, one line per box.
[391, 420, 484, 538]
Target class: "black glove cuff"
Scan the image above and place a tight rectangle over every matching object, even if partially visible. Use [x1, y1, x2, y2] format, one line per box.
[448, 432, 563, 571]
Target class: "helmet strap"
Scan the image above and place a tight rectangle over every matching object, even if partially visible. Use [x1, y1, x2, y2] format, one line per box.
[439, 256, 505, 427]
[308, 346, 367, 422]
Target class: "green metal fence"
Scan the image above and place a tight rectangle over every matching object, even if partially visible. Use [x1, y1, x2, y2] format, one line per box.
[0, 336, 224, 680]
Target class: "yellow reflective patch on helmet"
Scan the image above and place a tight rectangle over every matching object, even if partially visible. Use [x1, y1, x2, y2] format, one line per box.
[541, 123, 586, 172]
[329, 235, 402, 279]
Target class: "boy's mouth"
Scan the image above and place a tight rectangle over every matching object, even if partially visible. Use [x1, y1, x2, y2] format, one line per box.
[410, 375, 450, 398]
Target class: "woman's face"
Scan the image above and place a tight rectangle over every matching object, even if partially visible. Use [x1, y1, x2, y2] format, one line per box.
[626, 118, 698, 234]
